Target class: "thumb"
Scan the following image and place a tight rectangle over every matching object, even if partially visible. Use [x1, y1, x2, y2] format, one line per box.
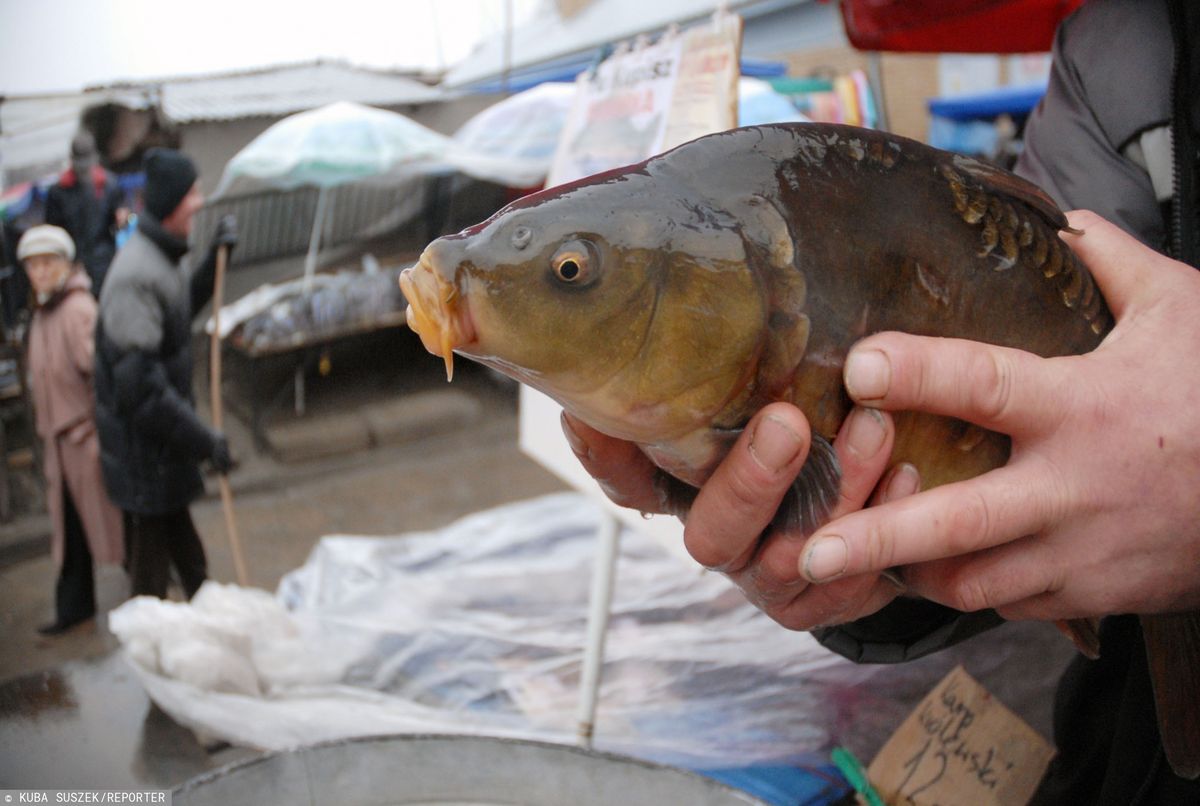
[1061, 209, 1184, 318]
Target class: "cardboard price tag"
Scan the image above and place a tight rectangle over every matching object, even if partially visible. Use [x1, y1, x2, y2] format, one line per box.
[867, 666, 1055, 806]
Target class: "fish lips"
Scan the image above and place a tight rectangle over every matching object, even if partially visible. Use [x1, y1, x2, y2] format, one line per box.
[399, 256, 477, 381]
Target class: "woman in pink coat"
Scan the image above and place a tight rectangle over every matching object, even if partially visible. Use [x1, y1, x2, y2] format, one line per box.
[19, 225, 125, 635]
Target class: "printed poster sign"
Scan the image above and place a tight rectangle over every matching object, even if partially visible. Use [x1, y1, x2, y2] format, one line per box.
[547, 12, 741, 186]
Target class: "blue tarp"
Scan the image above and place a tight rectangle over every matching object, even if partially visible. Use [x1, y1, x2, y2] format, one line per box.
[698, 762, 851, 806]
[927, 82, 1048, 122]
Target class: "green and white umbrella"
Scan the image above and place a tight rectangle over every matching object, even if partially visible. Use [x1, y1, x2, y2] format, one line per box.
[217, 101, 452, 193]
[213, 101, 456, 286]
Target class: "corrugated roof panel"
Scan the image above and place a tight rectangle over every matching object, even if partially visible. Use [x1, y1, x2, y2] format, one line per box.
[0, 89, 155, 183]
[160, 62, 445, 123]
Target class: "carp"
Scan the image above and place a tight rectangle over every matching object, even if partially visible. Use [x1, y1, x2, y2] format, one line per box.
[400, 122, 1198, 778]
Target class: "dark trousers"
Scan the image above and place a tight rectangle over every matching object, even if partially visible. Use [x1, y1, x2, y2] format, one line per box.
[1032, 615, 1200, 805]
[124, 508, 207, 599]
[55, 487, 96, 626]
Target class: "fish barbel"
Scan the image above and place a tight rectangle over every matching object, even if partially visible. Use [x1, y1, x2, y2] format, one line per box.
[400, 122, 1199, 778]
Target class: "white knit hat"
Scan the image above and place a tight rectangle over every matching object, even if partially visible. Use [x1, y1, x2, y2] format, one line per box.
[17, 225, 75, 262]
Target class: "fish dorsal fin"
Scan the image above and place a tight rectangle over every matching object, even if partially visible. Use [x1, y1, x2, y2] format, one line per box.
[951, 155, 1069, 230]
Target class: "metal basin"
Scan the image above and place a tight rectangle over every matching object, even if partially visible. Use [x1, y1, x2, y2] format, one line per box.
[173, 734, 768, 806]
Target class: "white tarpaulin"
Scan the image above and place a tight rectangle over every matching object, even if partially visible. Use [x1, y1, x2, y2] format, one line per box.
[108, 495, 852, 765]
[108, 494, 1071, 769]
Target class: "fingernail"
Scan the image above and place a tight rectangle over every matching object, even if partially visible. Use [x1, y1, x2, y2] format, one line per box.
[845, 349, 891, 401]
[803, 535, 848, 582]
[845, 407, 886, 459]
[885, 463, 921, 501]
[749, 415, 803, 472]
[560, 413, 589, 459]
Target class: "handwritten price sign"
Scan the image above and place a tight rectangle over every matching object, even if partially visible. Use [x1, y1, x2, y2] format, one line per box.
[868, 666, 1055, 805]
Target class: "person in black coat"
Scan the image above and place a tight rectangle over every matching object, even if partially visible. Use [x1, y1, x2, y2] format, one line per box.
[44, 130, 126, 297]
[95, 148, 237, 599]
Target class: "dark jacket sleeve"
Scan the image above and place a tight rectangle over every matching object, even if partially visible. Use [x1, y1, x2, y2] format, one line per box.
[1014, 0, 1170, 248]
[44, 186, 67, 230]
[109, 347, 218, 462]
[102, 278, 218, 463]
[189, 242, 219, 314]
[812, 600, 1004, 664]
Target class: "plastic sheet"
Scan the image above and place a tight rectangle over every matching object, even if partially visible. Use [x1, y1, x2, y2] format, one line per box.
[108, 493, 1072, 769]
[453, 82, 577, 182]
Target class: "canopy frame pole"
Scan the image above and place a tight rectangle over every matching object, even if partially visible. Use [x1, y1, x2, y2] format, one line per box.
[209, 244, 249, 586]
[577, 512, 621, 748]
[303, 185, 330, 291]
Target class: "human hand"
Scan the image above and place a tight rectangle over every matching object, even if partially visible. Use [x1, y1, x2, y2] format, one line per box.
[797, 210, 1200, 623]
[209, 432, 236, 475]
[212, 214, 238, 251]
[562, 401, 921, 629]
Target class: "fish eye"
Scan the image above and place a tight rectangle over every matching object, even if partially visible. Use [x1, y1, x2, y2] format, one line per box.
[551, 240, 597, 285]
[512, 226, 532, 250]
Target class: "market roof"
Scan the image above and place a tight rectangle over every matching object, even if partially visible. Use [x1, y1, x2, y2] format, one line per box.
[153, 60, 446, 123]
[0, 60, 448, 187]
[0, 87, 155, 186]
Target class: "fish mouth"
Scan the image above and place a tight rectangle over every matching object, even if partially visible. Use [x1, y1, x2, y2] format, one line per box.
[399, 255, 476, 381]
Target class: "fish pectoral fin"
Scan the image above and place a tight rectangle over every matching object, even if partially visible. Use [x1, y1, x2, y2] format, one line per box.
[770, 433, 841, 536]
[1141, 611, 1200, 779]
[1057, 617, 1101, 659]
[650, 471, 699, 521]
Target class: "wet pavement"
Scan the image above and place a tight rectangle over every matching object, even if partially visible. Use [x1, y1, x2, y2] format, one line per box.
[0, 326, 569, 790]
[0, 652, 258, 789]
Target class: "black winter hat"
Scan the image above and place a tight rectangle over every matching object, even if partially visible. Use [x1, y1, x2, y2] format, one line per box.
[143, 148, 198, 220]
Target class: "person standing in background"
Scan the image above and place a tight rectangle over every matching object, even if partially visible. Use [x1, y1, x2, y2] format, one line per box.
[19, 225, 126, 635]
[45, 130, 127, 297]
[94, 148, 237, 600]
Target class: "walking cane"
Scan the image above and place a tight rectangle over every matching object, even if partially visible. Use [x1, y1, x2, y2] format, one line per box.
[209, 242, 249, 585]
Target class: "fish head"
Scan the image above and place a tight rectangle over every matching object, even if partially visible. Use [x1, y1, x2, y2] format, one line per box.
[401, 170, 769, 442]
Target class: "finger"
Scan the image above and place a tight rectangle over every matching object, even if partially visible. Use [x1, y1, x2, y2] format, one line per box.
[798, 463, 1060, 584]
[828, 407, 896, 518]
[873, 462, 921, 506]
[755, 572, 900, 631]
[1061, 209, 1189, 317]
[724, 406, 893, 598]
[903, 534, 1066, 616]
[842, 333, 1069, 438]
[560, 412, 664, 514]
[727, 409, 904, 620]
[682, 403, 810, 572]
